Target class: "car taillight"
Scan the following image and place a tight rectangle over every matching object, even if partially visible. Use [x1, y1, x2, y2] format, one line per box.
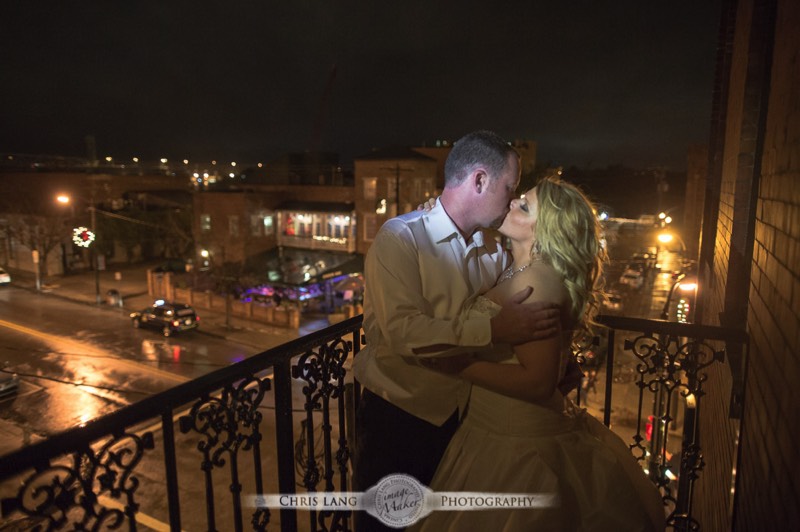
[195, 316, 200, 322]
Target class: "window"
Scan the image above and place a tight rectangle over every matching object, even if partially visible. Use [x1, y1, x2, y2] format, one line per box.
[200, 214, 211, 232]
[363, 177, 377, 201]
[250, 213, 274, 237]
[228, 215, 239, 237]
[363, 214, 377, 242]
[424, 178, 434, 198]
[284, 214, 296, 235]
[297, 214, 310, 237]
[250, 215, 262, 236]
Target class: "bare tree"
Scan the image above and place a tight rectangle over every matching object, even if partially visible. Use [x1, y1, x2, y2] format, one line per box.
[4, 197, 71, 277]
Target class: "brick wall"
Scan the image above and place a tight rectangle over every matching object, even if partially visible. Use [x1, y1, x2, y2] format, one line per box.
[695, 0, 800, 529]
[694, 4, 750, 529]
[736, 0, 800, 528]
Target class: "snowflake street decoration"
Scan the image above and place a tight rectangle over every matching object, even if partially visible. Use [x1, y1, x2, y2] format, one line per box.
[73, 226, 96, 247]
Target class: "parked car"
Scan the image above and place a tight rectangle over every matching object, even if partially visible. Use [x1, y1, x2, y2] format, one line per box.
[626, 261, 646, 273]
[0, 365, 19, 397]
[619, 270, 644, 289]
[0, 267, 10, 285]
[603, 292, 624, 312]
[130, 300, 199, 337]
[632, 252, 657, 269]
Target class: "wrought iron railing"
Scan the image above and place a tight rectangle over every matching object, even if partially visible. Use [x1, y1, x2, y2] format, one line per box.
[0, 316, 363, 532]
[579, 315, 749, 531]
[0, 314, 747, 531]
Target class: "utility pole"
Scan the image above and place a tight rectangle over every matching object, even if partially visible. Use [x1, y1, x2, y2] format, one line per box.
[381, 164, 414, 216]
[91, 202, 101, 304]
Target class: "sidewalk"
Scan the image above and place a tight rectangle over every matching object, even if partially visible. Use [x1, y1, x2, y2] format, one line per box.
[4, 263, 331, 351]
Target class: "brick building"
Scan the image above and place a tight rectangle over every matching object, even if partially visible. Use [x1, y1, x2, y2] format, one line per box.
[193, 184, 355, 266]
[354, 147, 439, 255]
[693, 0, 799, 528]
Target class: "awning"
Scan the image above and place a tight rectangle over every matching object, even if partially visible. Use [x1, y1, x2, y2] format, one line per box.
[332, 275, 364, 293]
[311, 255, 364, 286]
[274, 200, 355, 213]
[252, 249, 363, 288]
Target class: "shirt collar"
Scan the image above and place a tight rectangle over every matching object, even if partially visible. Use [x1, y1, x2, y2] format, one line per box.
[425, 198, 485, 250]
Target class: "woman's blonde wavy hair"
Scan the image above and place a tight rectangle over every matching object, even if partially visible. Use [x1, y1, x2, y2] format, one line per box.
[532, 176, 607, 339]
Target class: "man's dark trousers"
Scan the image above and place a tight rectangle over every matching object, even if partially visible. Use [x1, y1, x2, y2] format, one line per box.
[353, 388, 459, 532]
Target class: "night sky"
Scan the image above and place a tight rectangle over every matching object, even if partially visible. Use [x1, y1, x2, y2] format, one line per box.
[1, 1, 721, 170]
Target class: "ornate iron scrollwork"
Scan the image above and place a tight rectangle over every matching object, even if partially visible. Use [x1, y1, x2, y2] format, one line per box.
[618, 331, 723, 528]
[292, 336, 354, 532]
[179, 374, 272, 531]
[3, 431, 154, 531]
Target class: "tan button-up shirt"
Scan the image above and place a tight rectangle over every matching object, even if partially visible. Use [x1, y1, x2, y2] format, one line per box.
[353, 199, 508, 425]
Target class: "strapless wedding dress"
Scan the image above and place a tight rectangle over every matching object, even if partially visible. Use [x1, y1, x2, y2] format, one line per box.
[411, 297, 665, 532]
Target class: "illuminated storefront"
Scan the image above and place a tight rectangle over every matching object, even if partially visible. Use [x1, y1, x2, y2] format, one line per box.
[277, 201, 356, 253]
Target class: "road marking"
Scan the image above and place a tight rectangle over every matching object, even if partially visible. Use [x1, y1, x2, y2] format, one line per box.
[0, 319, 189, 383]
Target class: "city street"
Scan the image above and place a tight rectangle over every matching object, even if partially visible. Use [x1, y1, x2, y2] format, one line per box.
[577, 225, 690, 480]
[0, 283, 268, 451]
[0, 264, 341, 531]
[0, 265, 327, 454]
[0, 222, 690, 530]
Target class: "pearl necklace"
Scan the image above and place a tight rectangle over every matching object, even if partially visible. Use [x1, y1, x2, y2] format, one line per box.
[497, 262, 533, 284]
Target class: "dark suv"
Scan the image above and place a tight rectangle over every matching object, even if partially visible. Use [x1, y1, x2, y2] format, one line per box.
[130, 300, 199, 337]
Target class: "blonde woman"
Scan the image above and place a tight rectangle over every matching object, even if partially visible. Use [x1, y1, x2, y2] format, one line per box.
[411, 177, 665, 531]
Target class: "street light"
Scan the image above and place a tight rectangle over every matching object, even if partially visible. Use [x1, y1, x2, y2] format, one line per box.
[657, 230, 688, 253]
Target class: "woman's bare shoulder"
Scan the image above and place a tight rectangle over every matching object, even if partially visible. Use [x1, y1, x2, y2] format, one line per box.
[514, 261, 568, 304]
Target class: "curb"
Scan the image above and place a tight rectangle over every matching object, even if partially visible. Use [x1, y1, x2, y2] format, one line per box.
[8, 278, 302, 350]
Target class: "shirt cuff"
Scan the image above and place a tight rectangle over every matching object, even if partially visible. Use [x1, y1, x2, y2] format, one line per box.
[460, 315, 492, 346]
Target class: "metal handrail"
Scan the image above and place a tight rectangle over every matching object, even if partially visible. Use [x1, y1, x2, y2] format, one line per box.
[0, 313, 748, 531]
[0, 316, 364, 480]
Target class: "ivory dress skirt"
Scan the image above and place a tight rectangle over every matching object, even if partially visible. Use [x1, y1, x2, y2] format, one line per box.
[410, 385, 665, 532]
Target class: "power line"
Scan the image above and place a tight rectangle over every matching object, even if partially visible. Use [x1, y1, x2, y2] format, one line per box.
[94, 207, 163, 228]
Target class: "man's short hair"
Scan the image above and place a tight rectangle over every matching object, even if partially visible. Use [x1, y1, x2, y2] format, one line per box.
[444, 130, 518, 187]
